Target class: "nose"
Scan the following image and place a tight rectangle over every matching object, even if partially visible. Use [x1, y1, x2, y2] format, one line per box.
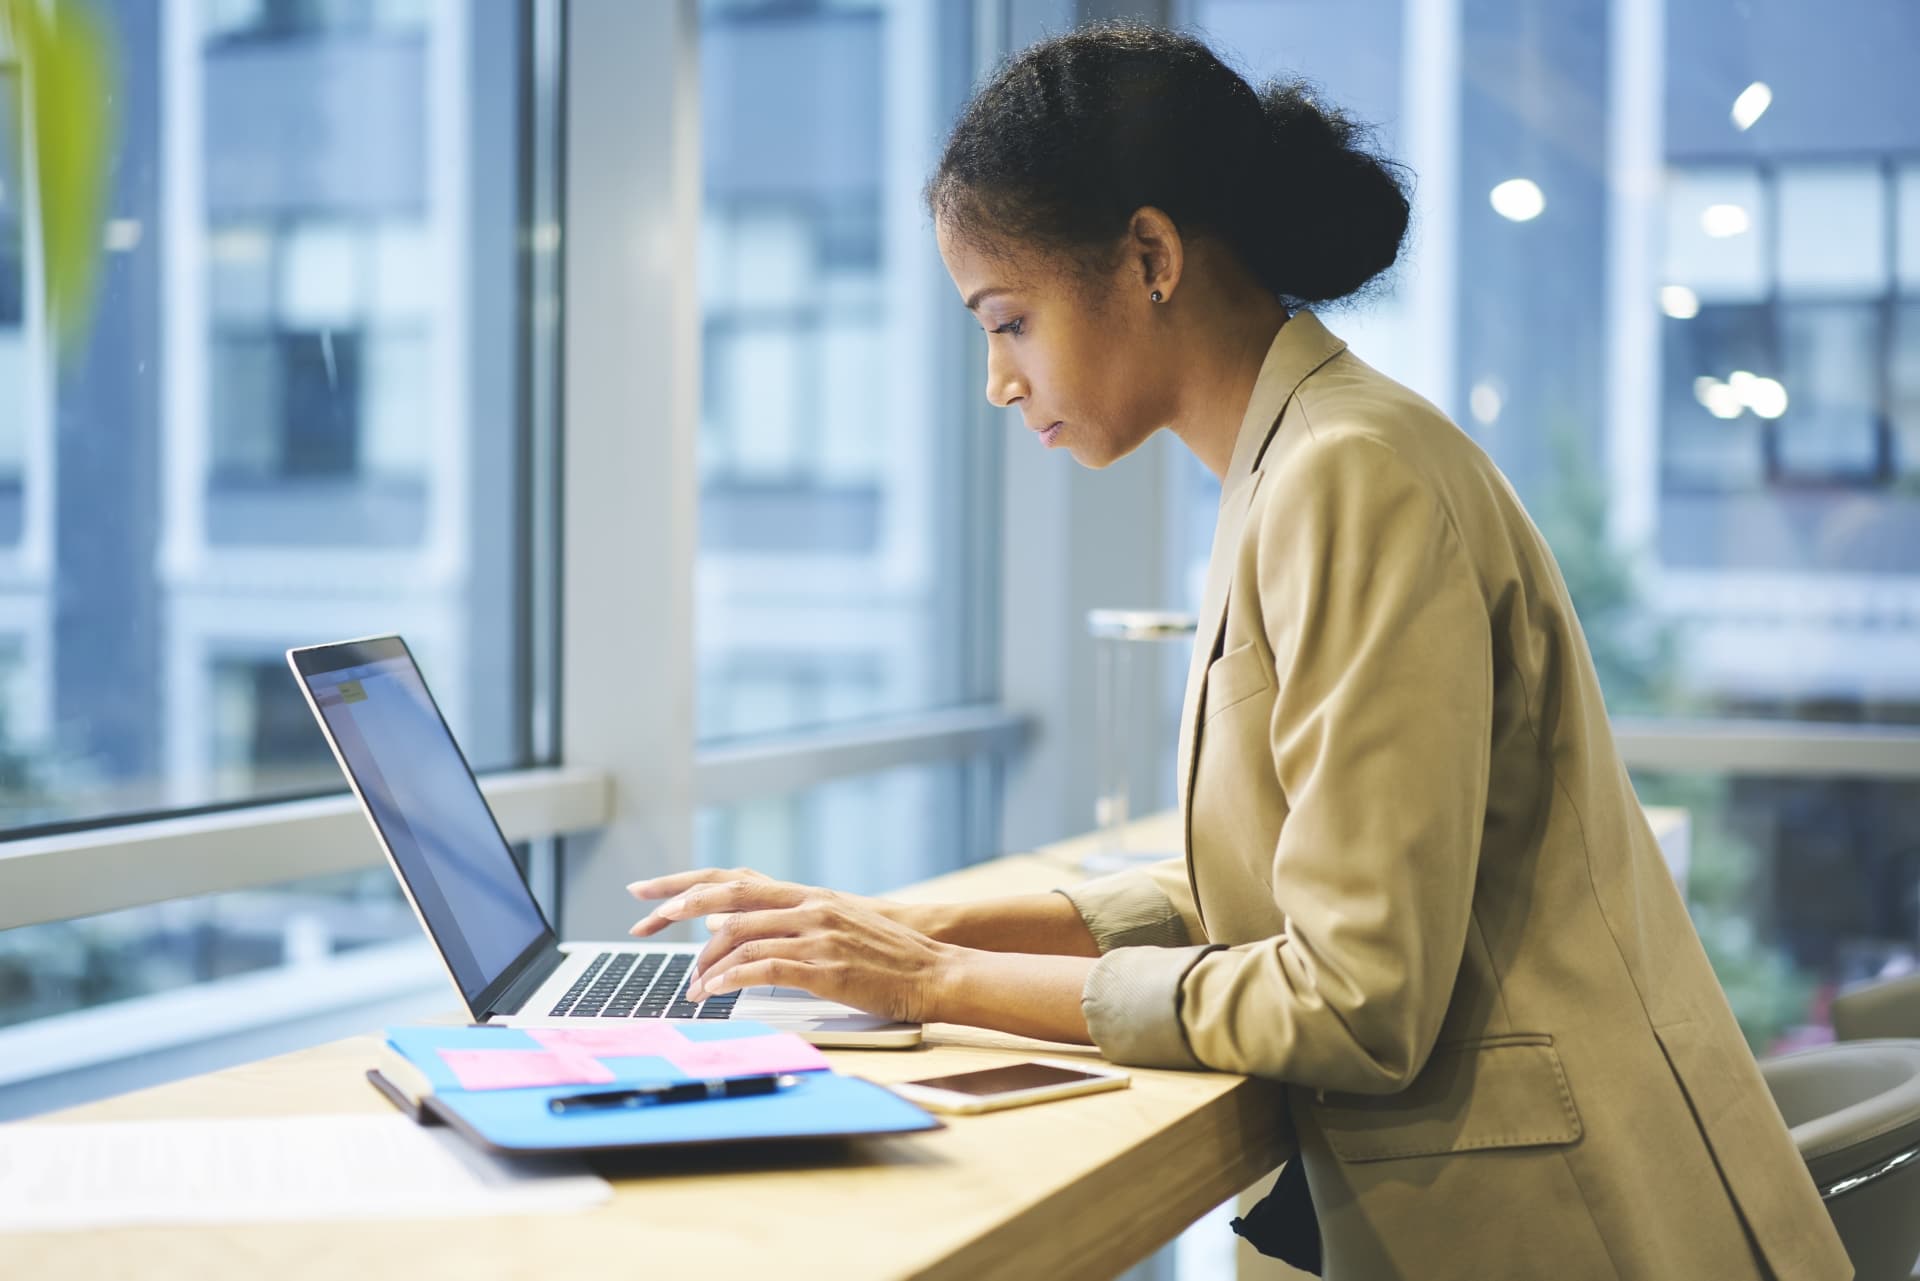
[986, 346, 1027, 409]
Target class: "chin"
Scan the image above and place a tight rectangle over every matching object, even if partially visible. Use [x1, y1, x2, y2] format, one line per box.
[1069, 431, 1141, 470]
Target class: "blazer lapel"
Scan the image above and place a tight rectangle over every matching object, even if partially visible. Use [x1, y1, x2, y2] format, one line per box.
[1175, 313, 1349, 898]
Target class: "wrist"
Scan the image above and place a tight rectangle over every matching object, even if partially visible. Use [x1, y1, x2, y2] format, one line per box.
[882, 898, 955, 944]
[924, 941, 975, 1025]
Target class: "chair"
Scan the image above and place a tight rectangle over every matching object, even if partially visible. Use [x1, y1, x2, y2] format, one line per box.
[1833, 974, 1920, 1042]
[1760, 1040, 1920, 1281]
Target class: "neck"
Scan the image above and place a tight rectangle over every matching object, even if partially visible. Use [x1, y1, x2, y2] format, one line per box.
[1165, 290, 1290, 482]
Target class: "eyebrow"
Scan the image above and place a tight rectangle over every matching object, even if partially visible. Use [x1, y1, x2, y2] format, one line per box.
[964, 287, 1014, 311]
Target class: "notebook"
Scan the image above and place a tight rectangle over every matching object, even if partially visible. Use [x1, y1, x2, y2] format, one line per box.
[370, 1022, 941, 1156]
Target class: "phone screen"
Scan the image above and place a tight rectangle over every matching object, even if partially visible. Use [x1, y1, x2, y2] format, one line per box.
[904, 1062, 1105, 1097]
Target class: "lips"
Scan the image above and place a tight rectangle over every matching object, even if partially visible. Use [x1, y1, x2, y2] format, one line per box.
[1034, 421, 1064, 447]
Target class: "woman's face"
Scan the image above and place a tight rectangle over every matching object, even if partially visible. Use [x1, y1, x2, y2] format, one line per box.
[936, 218, 1169, 469]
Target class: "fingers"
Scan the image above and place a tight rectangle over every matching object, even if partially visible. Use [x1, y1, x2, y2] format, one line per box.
[692, 949, 825, 1002]
[625, 866, 764, 903]
[687, 906, 819, 986]
[626, 870, 781, 939]
[629, 877, 813, 939]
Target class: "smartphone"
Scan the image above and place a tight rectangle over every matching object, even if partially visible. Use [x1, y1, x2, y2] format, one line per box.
[886, 1058, 1130, 1114]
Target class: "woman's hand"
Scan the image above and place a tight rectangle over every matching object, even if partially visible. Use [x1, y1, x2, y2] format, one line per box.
[625, 868, 958, 1025]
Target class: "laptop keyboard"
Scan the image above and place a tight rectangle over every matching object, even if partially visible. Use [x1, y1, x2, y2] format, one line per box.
[547, 951, 740, 1020]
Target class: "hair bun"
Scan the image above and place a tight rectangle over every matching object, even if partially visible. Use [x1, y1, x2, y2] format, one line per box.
[1251, 80, 1410, 305]
[929, 25, 1413, 308]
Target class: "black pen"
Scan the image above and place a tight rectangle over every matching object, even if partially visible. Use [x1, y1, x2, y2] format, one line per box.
[548, 1073, 801, 1114]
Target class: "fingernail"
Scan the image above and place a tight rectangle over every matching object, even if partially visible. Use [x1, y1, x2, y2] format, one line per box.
[625, 881, 646, 895]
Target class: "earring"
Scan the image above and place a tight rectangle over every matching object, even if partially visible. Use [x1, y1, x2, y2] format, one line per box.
[1150, 289, 1163, 303]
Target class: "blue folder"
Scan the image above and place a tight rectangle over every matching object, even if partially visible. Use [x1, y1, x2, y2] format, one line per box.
[371, 1023, 941, 1156]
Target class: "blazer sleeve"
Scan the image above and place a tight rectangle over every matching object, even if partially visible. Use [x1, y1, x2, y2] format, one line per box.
[1056, 857, 1206, 952]
[1081, 436, 1494, 1090]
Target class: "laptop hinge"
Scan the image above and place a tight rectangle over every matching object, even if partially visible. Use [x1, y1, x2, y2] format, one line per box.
[481, 944, 568, 1021]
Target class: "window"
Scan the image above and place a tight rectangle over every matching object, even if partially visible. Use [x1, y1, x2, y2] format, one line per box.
[1177, 0, 1920, 1047]
[0, 2, 554, 1060]
[1660, 163, 1909, 491]
[695, 0, 991, 745]
[0, 2, 539, 833]
[697, 761, 981, 896]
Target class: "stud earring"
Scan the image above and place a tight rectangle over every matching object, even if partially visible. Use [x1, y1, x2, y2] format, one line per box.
[1150, 289, 1163, 303]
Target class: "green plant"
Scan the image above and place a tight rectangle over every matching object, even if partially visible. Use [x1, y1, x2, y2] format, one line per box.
[2, 0, 116, 351]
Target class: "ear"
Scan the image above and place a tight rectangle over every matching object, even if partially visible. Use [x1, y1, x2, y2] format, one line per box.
[1127, 206, 1185, 303]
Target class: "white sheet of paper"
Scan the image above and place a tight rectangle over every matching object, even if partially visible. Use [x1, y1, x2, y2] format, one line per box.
[0, 1113, 612, 1233]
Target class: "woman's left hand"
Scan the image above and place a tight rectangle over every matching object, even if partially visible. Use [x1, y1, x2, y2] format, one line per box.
[634, 878, 958, 1024]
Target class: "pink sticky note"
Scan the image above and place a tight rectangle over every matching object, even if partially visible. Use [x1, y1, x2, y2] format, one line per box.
[528, 1025, 691, 1059]
[666, 1033, 832, 1079]
[437, 1048, 616, 1091]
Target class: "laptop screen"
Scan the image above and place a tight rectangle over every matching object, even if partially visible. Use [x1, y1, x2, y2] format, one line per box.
[298, 645, 551, 1004]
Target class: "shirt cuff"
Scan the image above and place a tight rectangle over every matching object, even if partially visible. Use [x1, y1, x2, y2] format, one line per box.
[1054, 873, 1192, 953]
[1080, 943, 1224, 1069]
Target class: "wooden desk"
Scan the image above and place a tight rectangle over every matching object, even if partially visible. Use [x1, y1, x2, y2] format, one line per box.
[10, 807, 1689, 1281]
[9, 813, 1286, 1281]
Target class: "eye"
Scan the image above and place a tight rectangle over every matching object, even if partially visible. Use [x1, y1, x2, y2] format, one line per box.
[990, 317, 1025, 337]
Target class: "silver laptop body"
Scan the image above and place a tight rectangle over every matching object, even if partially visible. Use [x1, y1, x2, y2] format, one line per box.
[288, 635, 921, 1048]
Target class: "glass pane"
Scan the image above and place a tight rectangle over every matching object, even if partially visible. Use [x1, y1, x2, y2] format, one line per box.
[1660, 305, 1770, 491]
[1774, 303, 1881, 480]
[1777, 165, 1887, 297]
[695, 762, 978, 897]
[1664, 168, 1769, 304]
[1895, 301, 1920, 484]
[1634, 771, 1920, 1055]
[1900, 165, 1920, 294]
[695, 1, 988, 743]
[0, 2, 545, 833]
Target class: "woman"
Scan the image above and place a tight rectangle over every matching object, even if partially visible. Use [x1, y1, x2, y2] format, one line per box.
[629, 26, 1847, 1281]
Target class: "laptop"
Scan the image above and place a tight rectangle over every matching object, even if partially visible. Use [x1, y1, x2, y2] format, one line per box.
[288, 634, 922, 1048]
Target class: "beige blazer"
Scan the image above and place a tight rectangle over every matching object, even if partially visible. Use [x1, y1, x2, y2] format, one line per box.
[1061, 312, 1849, 1280]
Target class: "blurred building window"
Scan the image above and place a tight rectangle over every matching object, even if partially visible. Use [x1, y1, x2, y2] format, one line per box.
[1777, 165, 1885, 296]
[0, 1, 547, 1045]
[695, 0, 990, 752]
[697, 761, 974, 896]
[1665, 169, 1770, 304]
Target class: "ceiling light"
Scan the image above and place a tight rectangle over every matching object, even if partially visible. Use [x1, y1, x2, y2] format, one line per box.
[1746, 377, 1789, 419]
[1701, 204, 1751, 238]
[1661, 285, 1700, 319]
[1731, 82, 1772, 131]
[1489, 179, 1545, 222]
[1469, 380, 1504, 425]
[1695, 377, 1744, 420]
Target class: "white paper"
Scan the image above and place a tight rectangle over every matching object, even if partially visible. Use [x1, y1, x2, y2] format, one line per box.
[0, 1113, 612, 1232]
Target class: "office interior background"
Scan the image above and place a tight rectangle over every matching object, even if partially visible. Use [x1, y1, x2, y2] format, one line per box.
[0, 0, 1916, 1269]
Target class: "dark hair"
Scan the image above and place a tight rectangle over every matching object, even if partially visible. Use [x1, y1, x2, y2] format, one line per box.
[927, 23, 1411, 307]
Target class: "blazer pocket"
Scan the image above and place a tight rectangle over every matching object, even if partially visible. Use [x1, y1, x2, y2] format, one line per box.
[1201, 641, 1273, 724]
[1314, 1033, 1583, 1163]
